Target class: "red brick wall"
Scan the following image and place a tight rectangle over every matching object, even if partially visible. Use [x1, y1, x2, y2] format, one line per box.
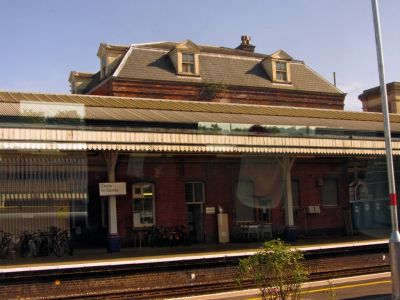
[88, 156, 348, 243]
[90, 80, 113, 96]
[113, 156, 188, 240]
[292, 160, 349, 234]
[88, 79, 345, 110]
[204, 160, 237, 242]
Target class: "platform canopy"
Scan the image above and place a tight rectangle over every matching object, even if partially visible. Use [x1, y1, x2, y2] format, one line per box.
[0, 91, 399, 156]
[0, 126, 397, 156]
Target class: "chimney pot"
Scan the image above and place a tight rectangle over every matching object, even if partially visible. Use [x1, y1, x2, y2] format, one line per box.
[236, 35, 255, 52]
[241, 35, 251, 45]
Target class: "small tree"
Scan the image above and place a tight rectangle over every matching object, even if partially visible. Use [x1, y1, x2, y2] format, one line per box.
[237, 239, 309, 300]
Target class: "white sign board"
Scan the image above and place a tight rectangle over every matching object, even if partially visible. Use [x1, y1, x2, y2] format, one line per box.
[206, 206, 216, 214]
[99, 182, 126, 196]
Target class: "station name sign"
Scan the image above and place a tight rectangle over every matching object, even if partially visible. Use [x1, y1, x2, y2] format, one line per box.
[99, 182, 127, 196]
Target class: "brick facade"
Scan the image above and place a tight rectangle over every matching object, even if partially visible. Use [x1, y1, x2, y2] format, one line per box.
[89, 79, 344, 110]
[79, 42, 348, 244]
[292, 159, 349, 235]
[87, 154, 349, 244]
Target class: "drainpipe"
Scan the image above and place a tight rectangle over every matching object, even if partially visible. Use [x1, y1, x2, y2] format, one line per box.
[103, 151, 120, 252]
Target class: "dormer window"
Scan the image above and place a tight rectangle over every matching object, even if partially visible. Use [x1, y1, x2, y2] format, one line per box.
[182, 52, 195, 74]
[261, 49, 293, 84]
[275, 61, 288, 81]
[68, 71, 94, 94]
[169, 40, 201, 77]
[97, 43, 128, 80]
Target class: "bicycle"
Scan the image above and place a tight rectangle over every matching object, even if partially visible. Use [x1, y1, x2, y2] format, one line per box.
[0, 231, 15, 259]
[50, 227, 73, 257]
[19, 231, 37, 258]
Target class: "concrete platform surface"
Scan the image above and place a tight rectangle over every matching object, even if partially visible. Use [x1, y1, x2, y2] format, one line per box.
[0, 234, 389, 272]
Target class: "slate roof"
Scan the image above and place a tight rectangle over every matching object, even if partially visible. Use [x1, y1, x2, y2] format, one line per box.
[82, 41, 343, 95]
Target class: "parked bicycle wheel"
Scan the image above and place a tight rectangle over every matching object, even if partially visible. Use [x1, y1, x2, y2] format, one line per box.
[37, 233, 50, 257]
[0, 232, 14, 259]
[53, 239, 64, 257]
[19, 232, 36, 258]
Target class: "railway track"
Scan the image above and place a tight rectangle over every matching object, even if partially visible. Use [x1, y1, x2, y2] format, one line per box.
[60, 265, 391, 300]
[0, 243, 390, 300]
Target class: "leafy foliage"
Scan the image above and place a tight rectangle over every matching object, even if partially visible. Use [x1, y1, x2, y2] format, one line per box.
[237, 239, 309, 300]
[199, 83, 228, 100]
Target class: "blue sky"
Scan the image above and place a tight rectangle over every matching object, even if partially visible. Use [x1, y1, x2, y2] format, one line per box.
[0, 0, 399, 111]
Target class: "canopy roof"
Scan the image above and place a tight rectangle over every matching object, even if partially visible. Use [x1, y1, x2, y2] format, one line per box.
[0, 91, 397, 156]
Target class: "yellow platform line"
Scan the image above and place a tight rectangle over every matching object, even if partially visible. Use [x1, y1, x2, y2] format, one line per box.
[247, 279, 391, 300]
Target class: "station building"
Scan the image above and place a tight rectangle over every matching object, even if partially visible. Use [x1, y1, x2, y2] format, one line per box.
[0, 37, 397, 252]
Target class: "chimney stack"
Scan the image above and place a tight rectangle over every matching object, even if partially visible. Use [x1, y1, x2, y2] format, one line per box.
[236, 35, 255, 52]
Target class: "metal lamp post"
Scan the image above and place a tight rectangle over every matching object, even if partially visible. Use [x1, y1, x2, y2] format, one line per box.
[371, 1, 400, 298]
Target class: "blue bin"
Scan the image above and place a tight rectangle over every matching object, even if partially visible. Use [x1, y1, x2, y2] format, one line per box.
[351, 202, 363, 230]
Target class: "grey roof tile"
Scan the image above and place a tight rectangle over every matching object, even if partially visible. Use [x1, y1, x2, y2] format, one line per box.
[117, 48, 341, 94]
[82, 41, 343, 95]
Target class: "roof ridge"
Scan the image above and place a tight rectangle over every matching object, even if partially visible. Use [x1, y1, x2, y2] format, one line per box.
[133, 41, 268, 58]
[130, 41, 171, 47]
[113, 45, 134, 77]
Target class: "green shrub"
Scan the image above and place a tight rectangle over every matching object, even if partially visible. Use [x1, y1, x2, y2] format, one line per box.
[237, 239, 309, 300]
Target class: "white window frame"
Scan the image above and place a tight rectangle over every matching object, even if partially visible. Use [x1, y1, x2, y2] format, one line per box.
[181, 52, 196, 74]
[132, 182, 156, 228]
[185, 181, 205, 203]
[275, 61, 288, 82]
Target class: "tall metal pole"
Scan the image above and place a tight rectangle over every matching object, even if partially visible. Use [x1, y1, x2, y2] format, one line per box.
[371, 1, 400, 298]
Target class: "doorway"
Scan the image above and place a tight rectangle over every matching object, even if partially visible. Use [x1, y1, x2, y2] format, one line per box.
[185, 182, 205, 243]
[187, 203, 203, 242]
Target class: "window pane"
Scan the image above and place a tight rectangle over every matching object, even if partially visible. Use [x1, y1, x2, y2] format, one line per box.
[236, 180, 255, 222]
[182, 53, 194, 63]
[193, 183, 204, 202]
[132, 183, 155, 227]
[133, 198, 142, 211]
[182, 63, 195, 73]
[185, 182, 204, 202]
[143, 184, 153, 194]
[143, 198, 153, 211]
[276, 71, 287, 81]
[322, 178, 338, 206]
[276, 62, 286, 71]
[184, 183, 193, 202]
